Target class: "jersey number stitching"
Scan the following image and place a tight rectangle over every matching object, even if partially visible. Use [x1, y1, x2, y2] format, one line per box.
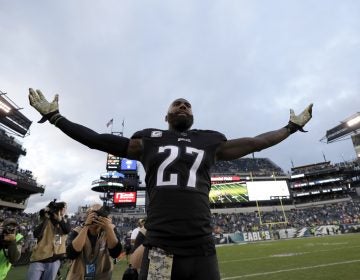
[156, 145, 204, 187]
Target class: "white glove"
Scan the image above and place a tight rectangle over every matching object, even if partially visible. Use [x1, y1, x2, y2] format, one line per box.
[287, 103, 313, 133]
[28, 88, 59, 123]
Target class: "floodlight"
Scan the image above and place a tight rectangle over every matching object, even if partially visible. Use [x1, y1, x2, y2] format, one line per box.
[323, 112, 360, 143]
[0, 100, 11, 113]
[347, 115, 360, 127]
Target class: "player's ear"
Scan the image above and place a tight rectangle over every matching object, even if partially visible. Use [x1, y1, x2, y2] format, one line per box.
[165, 114, 168, 122]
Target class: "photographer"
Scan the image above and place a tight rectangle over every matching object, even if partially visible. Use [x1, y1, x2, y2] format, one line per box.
[0, 218, 23, 280]
[27, 200, 70, 280]
[65, 204, 122, 280]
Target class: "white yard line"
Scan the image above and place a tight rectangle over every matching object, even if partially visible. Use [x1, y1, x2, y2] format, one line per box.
[221, 259, 360, 279]
[219, 245, 360, 264]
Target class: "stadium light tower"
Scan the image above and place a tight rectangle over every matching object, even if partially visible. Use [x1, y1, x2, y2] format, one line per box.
[321, 112, 360, 159]
[0, 91, 32, 137]
[0, 99, 11, 113]
[347, 115, 360, 127]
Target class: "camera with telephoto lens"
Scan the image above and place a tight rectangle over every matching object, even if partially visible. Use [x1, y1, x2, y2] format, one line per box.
[91, 206, 109, 224]
[94, 206, 109, 218]
[46, 199, 66, 217]
[2, 225, 17, 235]
[0, 219, 18, 246]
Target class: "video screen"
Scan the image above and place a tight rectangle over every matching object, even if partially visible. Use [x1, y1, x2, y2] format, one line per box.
[246, 181, 290, 201]
[209, 180, 290, 205]
[113, 192, 137, 205]
[209, 182, 249, 204]
[120, 159, 137, 171]
[107, 154, 120, 170]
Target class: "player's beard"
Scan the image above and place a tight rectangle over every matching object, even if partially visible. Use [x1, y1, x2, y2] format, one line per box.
[167, 112, 194, 132]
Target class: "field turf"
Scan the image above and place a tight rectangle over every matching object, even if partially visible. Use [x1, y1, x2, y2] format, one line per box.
[8, 233, 360, 279]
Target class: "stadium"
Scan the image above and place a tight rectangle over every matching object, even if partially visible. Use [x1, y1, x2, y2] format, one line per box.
[1, 91, 360, 279]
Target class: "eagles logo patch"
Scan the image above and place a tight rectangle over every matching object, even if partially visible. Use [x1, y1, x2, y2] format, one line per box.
[151, 131, 162, 137]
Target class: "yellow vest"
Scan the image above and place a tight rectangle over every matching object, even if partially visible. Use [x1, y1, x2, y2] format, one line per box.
[0, 233, 23, 280]
[30, 219, 67, 262]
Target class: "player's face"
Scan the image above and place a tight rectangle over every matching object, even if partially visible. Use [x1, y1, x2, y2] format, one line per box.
[166, 98, 194, 132]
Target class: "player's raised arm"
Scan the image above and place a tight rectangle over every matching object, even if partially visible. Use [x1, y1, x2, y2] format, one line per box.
[28, 88, 142, 159]
[216, 104, 313, 161]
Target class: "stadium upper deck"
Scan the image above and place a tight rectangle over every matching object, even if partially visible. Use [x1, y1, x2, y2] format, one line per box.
[0, 92, 44, 210]
[211, 157, 286, 177]
[289, 159, 360, 204]
[209, 157, 360, 209]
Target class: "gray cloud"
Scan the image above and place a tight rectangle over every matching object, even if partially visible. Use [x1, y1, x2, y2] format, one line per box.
[0, 1, 359, 213]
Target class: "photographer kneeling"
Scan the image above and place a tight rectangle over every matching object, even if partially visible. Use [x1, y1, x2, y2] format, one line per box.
[0, 218, 23, 280]
[27, 200, 70, 280]
[65, 204, 122, 280]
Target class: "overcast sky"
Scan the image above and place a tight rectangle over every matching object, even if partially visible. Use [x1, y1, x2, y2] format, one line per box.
[1, 1, 359, 214]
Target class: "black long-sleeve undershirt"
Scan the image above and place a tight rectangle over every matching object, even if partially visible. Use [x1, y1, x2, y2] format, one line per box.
[54, 117, 129, 157]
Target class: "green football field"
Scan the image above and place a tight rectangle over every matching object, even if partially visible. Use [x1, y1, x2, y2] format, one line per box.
[8, 233, 360, 279]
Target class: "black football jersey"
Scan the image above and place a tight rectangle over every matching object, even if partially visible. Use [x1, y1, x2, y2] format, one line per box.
[131, 128, 226, 255]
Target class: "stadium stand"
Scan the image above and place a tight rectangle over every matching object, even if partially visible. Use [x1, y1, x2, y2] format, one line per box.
[289, 160, 360, 205]
[209, 157, 360, 208]
[0, 92, 44, 210]
[211, 157, 286, 176]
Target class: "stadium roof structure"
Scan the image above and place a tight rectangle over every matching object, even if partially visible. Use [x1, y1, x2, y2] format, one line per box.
[0, 91, 32, 137]
[321, 112, 360, 143]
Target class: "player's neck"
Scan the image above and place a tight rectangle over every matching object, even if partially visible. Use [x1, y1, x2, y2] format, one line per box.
[168, 125, 191, 133]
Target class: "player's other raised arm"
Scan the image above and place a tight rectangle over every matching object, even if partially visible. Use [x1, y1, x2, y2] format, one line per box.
[28, 88, 142, 159]
[216, 104, 313, 161]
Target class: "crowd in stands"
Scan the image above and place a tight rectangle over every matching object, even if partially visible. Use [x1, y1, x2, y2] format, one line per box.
[0, 128, 24, 151]
[1, 157, 43, 189]
[341, 160, 360, 170]
[292, 193, 352, 205]
[291, 161, 334, 175]
[0, 127, 43, 197]
[211, 157, 285, 176]
[0, 157, 18, 173]
[289, 159, 360, 205]
[0, 199, 359, 268]
[211, 200, 360, 233]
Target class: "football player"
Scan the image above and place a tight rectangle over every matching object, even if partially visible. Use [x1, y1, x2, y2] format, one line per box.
[29, 88, 312, 280]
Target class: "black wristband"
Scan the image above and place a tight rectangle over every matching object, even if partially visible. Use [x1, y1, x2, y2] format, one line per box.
[284, 121, 302, 134]
[37, 110, 60, 124]
[49, 113, 65, 126]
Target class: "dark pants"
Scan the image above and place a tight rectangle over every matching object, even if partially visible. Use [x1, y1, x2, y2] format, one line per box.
[139, 247, 220, 280]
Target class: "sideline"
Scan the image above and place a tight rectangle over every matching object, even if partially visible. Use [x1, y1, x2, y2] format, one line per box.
[221, 259, 360, 279]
